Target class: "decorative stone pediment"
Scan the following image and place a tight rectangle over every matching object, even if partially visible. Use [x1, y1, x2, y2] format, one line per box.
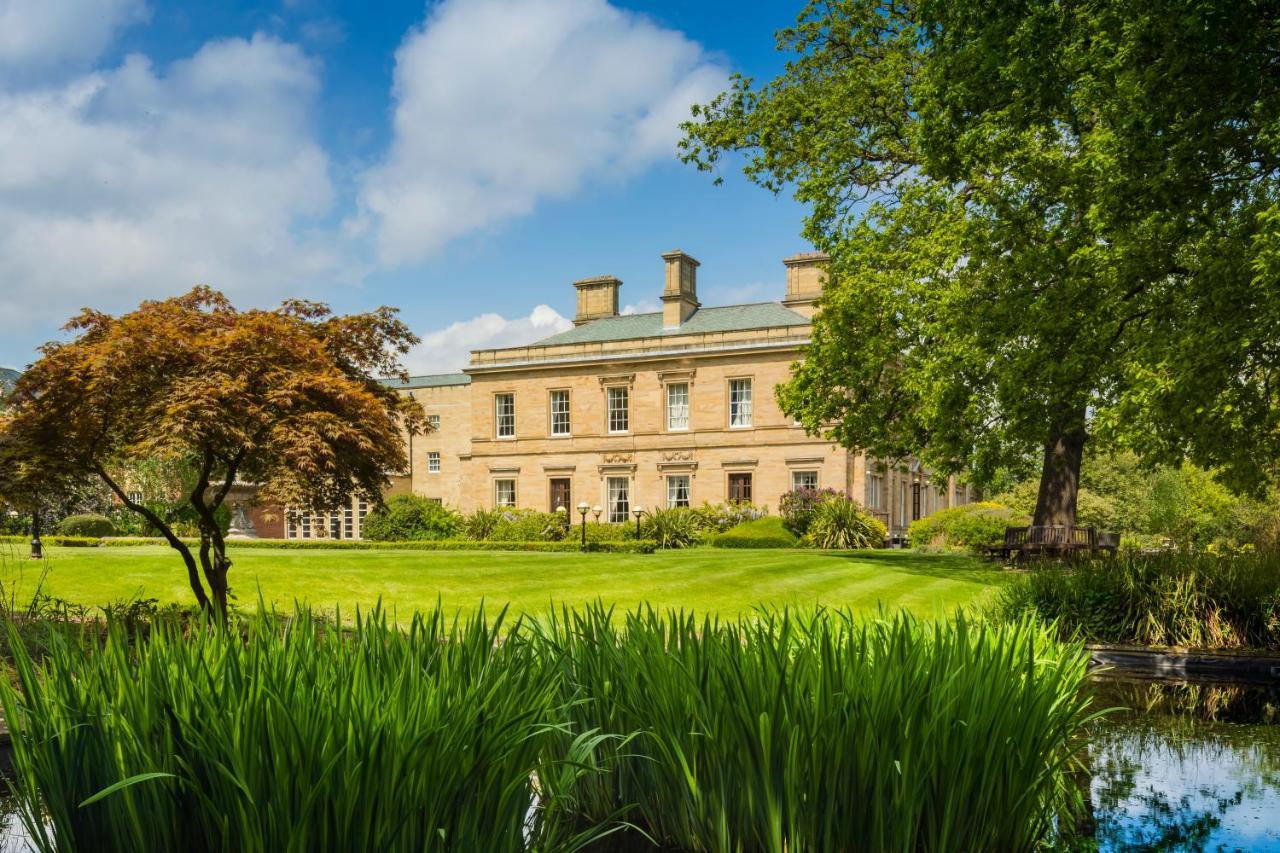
[661, 450, 696, 463]
[597, 373, 635, 387]
[657, 369, 696, 384]
[602, 453, 634, 464]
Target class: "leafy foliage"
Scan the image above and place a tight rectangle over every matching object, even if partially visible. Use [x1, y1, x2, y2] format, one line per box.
[682, 0, 1280, 523]
[537, 606, 1095, 851]
[997, 552, 1280, 650]
[640, 507, 705, 549]
[690, 501, 767, 533]
[711, 516, 799, 549]
[0, 604, 1096, 853]
[804, 496, 887, 549]
[779, 487, 842, 537]
[359, 495, 461, 542]
[908, 502, 1028, 552]
[56, 514, 117, 538]
[0, 288, 424, 615]
[487, 508, 571, 542]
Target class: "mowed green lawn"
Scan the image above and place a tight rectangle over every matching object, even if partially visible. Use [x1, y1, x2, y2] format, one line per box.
[1, 544, 1005, 619]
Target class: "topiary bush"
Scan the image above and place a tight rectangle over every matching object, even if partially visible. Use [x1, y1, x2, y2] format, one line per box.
[779, 488, 842, 537]
[907, 502, 1027, 552]
[360, 496, 462, 541]
[641, 508, 706, 549]
[804, 497, 886, 549]
[56, 513, 116, 538]
[711, 517, 799, 548]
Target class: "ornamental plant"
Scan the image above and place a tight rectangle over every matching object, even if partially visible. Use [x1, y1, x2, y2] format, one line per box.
[779, 487, 842, 536]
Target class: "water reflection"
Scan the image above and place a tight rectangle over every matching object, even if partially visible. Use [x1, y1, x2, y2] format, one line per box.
[1075, 676, 1280, 851]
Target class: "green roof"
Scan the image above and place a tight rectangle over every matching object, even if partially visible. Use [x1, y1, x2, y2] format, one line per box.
[381, 372, 471, 390]
[530, 302, 809, 347]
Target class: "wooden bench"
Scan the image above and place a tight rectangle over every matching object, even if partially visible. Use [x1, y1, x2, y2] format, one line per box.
[983, 525, 1116, 560]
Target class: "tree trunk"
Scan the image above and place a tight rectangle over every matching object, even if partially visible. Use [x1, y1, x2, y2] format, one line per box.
[1032, 409, 1087, 527]
[30, 509, 42, 560]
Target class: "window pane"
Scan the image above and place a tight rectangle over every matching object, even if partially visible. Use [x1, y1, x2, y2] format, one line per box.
[550, 390, 571, 435]
[792, 471, 818, 491]
[729, 379, 753, 427]
[667, 382, 689, 430]
[428, 451, 441, 473]
[607, 477, 630, 522]
[607, 386, 629, 433]
[495, 393, 515, 437]
[428, 414, 440, 430]
[728, 473, 753, 503]
[667, 475, 690, 508]
[495, 479, 516, 507]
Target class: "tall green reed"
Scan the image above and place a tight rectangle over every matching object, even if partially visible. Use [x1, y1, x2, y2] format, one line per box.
[996, 550, 1280, 648]
[535, 606, 1096, 852]
[2, 603, 1096, 852]
[1, 606, 596, 853]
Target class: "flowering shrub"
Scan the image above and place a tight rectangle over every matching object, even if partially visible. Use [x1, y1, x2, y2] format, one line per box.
[779, 488, 842, 536]
[691, 502, 767, 533]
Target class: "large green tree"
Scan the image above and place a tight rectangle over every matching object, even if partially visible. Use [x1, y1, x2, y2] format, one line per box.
[682, 0, 1280, 524]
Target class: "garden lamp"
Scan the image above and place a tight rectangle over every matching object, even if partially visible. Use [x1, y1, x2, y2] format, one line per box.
[632, 505, 645, 539]
[592, 505, 602, 523]
[577, 502, 589, 551]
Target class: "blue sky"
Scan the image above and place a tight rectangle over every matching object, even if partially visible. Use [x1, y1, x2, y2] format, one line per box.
[0, 0, 811, 371]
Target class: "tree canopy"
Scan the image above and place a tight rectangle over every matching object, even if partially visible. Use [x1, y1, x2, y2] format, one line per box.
[0, 287, 425, 616]
[681, 0, 1280, 524]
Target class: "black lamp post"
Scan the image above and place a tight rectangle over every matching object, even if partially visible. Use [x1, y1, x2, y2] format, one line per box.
[577, 502, 589, 552]
[632, 505, 646, 539]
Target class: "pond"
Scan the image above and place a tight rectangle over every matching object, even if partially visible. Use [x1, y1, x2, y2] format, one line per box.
[1077, 675, 1280, 851]
[0, 676, 1276, 851]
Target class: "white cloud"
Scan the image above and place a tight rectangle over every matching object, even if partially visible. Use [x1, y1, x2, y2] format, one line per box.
[0, 0, 149, 73]
[355, 0, 727, 267]
[0, 33, 354, 341]
[620, 300, 659, 315]
[404, 304, 573, 373]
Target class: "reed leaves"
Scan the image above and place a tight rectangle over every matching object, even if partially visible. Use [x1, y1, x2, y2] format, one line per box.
[1, 604, 1094, 852]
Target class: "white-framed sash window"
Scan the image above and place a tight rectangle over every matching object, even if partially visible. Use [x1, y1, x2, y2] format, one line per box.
[729, 378, 753, 428]
[666, 382, 690, 431]
[550, 390, 571, 436]
[607, 386, 629, 433]
[667, 475, 691, 508]
[495, 393, 515, 438]
[494, 479, 516, 507]
[607, 476, 630, 522]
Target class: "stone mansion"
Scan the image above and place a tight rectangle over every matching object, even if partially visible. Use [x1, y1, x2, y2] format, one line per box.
[283, 250, 971, 540]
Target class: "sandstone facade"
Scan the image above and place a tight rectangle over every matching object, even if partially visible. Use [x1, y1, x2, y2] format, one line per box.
[376, 250, 970, 538]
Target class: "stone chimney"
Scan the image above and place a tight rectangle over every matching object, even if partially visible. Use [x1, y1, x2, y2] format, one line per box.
[781, 252, 830, 318]
[661, 250, 700, 329]
[573, 275, 621, 326]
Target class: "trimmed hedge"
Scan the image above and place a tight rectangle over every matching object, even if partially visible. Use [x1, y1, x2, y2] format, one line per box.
[97, 536, 656, 554]
[711, 517, 800, 549]
[0, 535, 99, 548]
